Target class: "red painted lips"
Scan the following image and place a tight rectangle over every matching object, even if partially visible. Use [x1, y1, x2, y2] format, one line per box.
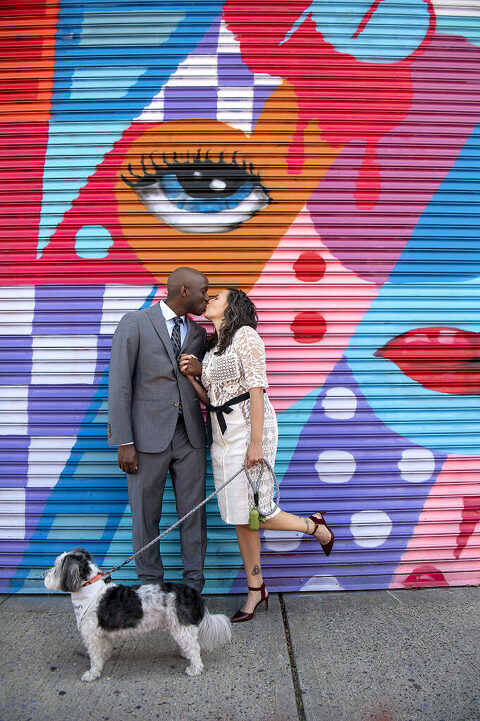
[375, 327, 480, 395]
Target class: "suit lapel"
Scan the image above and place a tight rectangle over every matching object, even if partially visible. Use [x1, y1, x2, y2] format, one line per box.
[147, 303, 177, 367]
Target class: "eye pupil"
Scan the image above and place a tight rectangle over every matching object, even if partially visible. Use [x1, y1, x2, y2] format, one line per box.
[177, 168, 247, 199]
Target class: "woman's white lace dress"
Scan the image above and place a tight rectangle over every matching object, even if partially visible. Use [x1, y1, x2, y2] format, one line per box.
[201, 325, 280, 525]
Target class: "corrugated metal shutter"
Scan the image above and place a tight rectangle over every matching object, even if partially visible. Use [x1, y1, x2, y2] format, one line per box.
[1, 0, 480, 594]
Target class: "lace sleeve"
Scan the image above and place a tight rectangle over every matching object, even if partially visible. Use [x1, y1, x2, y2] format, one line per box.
[234, 326, 268, 390]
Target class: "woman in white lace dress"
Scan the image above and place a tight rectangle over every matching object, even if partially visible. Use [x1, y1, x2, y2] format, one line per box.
[180, 288, 334, 622]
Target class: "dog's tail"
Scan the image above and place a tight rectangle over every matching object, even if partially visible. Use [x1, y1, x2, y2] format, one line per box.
[198, 609, 232, 651]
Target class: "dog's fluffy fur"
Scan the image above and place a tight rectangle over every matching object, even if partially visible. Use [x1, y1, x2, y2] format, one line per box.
[44, 548, 231, 681]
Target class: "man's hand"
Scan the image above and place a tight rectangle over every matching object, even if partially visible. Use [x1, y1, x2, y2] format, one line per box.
[118, 444, 138, 474]
[179, 354, 202, 377]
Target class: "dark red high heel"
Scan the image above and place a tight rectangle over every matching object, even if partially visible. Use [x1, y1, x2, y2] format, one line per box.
[231, 582, 269, 623]
[308, 511, 334, 556]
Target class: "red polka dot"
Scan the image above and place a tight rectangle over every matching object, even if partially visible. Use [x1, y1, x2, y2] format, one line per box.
[291, 312, 326, 344]
[293, 252, 326, 282]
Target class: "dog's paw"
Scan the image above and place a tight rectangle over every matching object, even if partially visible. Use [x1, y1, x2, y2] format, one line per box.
[81, 669, 101, 682]
[185, 664, 203, 677]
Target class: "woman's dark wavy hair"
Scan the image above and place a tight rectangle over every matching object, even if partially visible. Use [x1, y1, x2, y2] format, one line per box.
[207, 287, 258, 355]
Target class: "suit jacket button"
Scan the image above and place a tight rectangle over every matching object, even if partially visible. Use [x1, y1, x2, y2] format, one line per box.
[174, 402, 179, 407]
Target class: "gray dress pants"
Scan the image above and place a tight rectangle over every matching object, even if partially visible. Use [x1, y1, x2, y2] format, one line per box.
[127, 417, 207, 591]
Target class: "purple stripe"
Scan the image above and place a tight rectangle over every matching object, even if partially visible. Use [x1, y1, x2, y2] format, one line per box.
[191, 16, 221, 54]
[164, 86, 218, 121]
[27, 384, 102, 436]
[0, 335, 33, 385]
[218, 52, 255, 87]
[32, 285, 104, 335]
[0, 435, 29, 488]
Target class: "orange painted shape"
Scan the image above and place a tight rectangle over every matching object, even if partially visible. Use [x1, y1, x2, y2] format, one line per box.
[115, 83, 343, 291]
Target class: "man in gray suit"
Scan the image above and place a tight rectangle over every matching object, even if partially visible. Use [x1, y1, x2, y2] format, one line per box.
[108, 267, 210, 591]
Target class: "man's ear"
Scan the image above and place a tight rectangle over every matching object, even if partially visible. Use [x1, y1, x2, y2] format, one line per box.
[180, 285, 189, 297]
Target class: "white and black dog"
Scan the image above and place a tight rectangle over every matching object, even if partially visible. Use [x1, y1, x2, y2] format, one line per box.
[44, 548, 231, 681]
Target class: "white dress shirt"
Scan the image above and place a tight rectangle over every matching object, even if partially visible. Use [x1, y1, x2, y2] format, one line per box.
[120, 301, 186, 446]
[159, 300, 187, 345]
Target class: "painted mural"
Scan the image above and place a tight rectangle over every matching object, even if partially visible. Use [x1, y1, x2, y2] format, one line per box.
[1, 0, 480, 592]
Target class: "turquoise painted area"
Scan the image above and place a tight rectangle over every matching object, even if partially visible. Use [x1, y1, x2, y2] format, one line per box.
[281, 0, 431, 62]
[345, 280, 480, 455]
[37, 1, 223, 256]
[436, 15, 480, 46]
[390, 120, 480, 284]
[78, 9, 185, 46]
[69, 67, 147, 100]
[276, 388, 321, 481]
[75, 225, 113, 259]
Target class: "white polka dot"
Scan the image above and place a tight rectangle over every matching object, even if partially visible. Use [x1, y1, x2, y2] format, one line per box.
[321, 387, 357, 420]
[263, 529, 302, 551]
[300, 575, 344, 592]
[350, 510, 392, 548]
[315, 450, 356, 483]
[398, 447, 435, 482]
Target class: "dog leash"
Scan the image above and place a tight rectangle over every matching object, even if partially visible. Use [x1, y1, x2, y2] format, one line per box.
[99, 459, 280, 582]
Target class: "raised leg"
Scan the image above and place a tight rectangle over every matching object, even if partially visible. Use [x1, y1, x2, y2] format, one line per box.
[261, 509, 332, 544]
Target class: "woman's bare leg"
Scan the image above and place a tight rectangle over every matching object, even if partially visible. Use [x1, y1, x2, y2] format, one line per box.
[261, 510, 332, 544]
[235, 524, 266, 614]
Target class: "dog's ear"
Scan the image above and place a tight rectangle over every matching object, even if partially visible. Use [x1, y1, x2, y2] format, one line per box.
[60, 555, 83, 592]
[70, 547, 92, 561]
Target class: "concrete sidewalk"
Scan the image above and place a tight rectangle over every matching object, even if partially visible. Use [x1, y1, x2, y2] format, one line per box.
[1, 587, 479, 721]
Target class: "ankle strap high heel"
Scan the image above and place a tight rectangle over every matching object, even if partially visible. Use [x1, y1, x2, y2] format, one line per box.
[231, 581, 269, 623]
[308, 511, 335, 556]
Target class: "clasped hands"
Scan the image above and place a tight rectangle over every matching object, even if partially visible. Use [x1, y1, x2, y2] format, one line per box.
[179, 353, 202, 378]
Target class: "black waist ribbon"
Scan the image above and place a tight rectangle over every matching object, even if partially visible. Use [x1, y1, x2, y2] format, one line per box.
[206, 389, 265, 445]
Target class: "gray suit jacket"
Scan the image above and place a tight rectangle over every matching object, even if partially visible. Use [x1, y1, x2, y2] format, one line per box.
[107, 302, 207, 453]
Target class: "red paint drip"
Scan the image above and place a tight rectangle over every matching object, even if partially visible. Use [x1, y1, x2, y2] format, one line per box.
[224, 0, 435, 204]
[355, 143, 382, 210]
[453, 496, 480, 559]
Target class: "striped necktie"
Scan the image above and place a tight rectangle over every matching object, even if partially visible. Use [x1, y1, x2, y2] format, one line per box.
[171, 316, 183, 359]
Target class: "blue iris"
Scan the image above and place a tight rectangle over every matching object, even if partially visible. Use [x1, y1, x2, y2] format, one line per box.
[161, 173, 255, 214]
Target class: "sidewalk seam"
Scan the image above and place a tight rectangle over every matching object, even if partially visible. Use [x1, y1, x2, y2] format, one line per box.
[279, 594, 307, 721]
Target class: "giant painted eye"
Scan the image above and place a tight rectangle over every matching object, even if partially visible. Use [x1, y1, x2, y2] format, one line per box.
[122, 151, 271, 233]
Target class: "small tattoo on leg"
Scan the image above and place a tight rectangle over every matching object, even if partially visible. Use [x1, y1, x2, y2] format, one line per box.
[252, 565, 261, 576]
[304, 518, 311, 534]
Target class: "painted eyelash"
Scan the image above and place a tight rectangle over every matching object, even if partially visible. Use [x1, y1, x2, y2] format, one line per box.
[122, 149, 263, 188]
